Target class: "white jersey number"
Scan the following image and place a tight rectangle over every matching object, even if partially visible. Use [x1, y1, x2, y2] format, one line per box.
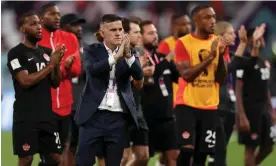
[36, 62, 46, 72]
[54, 132, 62, 149]
[205, 130, 216, 148]
[260, 68, 270, 80]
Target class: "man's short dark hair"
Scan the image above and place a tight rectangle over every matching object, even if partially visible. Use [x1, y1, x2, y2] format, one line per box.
[122, 18, 140, 33]
[139, 20, 153, 34]
[128, 16, 142, 24]
[191, 4, 212, 18]
[101, 14, 122, 24]
[39, 2, 56, 16]
[171, 13, 188, 25]
[19, 12, 37, 27]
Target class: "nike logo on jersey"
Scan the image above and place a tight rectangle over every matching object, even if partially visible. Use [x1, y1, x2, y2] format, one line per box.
[28, 58, 33, 61]
[208, 144, 215, 148]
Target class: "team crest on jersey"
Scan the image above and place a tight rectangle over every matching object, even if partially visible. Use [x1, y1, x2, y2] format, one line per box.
[182, 131, 190, 139]
[251, 133, 258, 140]
[198, 49, 210, 76]
[43, 53, 50, 61]
[198, 49, 210, 60]
[22, 143, 30, 151]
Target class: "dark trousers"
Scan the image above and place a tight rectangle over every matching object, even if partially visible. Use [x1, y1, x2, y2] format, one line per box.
[76, 110, 127, 166]
[209, 111, 235, 166]
[70, 110, 79, 154]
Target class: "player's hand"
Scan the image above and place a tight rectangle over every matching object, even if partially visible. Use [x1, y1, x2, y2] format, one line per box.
[239, 114, 251, 133]
[139, 56, 147, 68]
[64, 55, 75, 70]
[221, 36, 233, 46]
[218, 37, 229, 56]
[50, 44, 66, 66]
[238, 25, 247, 43]
[143, 66, 155, 77]
[114, 37, 126, 61]
[253, 23, 266, 42]
[253, 40, 261, 48]
[260, 37, 266, 49]
[165, 51, 174, 62]
[123, 34, 131, 58]
[252, 24, 266, 49]
[210, 38, 219, 58]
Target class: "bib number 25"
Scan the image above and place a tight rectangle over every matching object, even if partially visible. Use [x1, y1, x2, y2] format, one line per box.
[205, 130, 216, 148]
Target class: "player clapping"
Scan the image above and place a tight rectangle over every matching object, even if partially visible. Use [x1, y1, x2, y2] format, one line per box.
[236, 23, 276, 166]
[7, 13, 65, 166]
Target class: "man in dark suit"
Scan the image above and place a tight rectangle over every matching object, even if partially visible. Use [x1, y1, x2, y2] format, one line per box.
[75, 14, 144, 166]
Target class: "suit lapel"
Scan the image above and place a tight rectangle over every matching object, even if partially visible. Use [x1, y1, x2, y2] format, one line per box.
[95, 43, 109, 60]
[95, 43, 110, 85]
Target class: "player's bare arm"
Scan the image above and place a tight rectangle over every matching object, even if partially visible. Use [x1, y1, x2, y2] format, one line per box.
[50, 45, 66, 88]
[15, 45, 65, 89]
[177, 57, 214, 82]
[64, 55, 75, 71]
[235, 43, 247, 57]
[176, 39, 219, 82]
[50, 63, 61, 88]
[251, 39, 261, 57]
[143, 65, 155, 77]
[227, 26, 247, 73]
[251, 23, 266, 57]
[235, 25, 247, 56]
[235, 79, 250, 133]
[140, 55, 155, 85]
[15, 64, 55, 89]
[165, 51, 174, 62]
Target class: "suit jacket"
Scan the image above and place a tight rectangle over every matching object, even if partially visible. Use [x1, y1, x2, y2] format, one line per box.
[75, 43, 144, 127]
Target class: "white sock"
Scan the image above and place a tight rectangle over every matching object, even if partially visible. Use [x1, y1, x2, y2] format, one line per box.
[208, 156, 215, 163]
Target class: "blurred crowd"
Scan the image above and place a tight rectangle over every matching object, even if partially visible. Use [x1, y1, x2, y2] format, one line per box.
[1, 1, 247, 51]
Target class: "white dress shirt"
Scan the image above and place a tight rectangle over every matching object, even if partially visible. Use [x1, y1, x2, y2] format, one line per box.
[98, 43, 136, 112]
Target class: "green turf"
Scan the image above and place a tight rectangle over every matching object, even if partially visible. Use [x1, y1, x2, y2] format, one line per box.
[2, 131, 276, 166]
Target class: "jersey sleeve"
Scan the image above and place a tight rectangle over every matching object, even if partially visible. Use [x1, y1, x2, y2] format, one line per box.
[235, 57, 247, 81]
[7, 49, 28, 77]
[40, 46, 52, 63]
[175, 40, 190, 62]
[157, 41, 170, 55]
[41, 46, 52, 56]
